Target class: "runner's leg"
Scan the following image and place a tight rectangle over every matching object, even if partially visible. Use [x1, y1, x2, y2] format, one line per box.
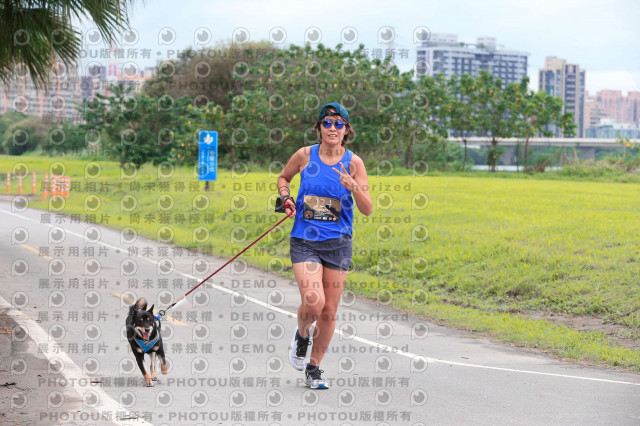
[309, 265, 347, 366]
[293, 261, 325, 338]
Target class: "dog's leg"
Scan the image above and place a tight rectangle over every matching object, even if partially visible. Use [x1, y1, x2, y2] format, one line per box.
[158, 347, 169, 375]
[135, 354, 154, 387]
[150, 352, 159, 381]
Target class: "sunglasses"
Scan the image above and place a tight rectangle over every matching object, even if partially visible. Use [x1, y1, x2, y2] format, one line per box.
[321, 119, 347, 130]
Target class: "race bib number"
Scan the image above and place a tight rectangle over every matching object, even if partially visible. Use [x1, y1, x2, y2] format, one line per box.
[303, 195, 341, 222]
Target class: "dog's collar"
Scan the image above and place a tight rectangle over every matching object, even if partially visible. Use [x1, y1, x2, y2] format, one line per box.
[135, 336, 159, 353]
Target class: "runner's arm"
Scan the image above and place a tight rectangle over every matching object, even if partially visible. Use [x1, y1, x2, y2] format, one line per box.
[350, 155, 373, 216]
[277, 148, 305, 215]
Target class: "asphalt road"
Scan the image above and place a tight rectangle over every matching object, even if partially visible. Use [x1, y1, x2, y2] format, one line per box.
[0, 198, 639, 426]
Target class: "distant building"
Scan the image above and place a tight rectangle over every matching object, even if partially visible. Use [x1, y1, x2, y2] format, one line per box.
[0, 63, 84, 123]
[538, 57, 586, 138]
[82, 63, 155, 100]
[80, 64, 106, 103]
[585, 119, 640, 139]
[0, 62, 156, 123]
[416, 34, 529, 86]
[584, 92, 607, 129]
[585, 90, 640, 126]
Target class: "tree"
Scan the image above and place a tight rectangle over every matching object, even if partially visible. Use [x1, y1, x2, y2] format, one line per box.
[43, 121, 87, 155]
[475, 71, 519, 171]
[177, 88, 272, 166]
[402, 73, 451, 169]
[0, 111, 28, 152]
[617, 136, 640, 163]
[512, 77, 576, 171]
[80, 83, 194, 168]
[448, 73, 479, 171]
[143, 41, 272, 112]
[1, 116, 49, 155]
[173, 102, 226, 165]
[0, 0, 136, 88]
[212, 43, 414, 166]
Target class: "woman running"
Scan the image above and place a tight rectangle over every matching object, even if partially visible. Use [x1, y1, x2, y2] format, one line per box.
[276, 102, 373, 389]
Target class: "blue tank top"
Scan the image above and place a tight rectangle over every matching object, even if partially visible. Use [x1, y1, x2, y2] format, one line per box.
[290, 144, 354, 241]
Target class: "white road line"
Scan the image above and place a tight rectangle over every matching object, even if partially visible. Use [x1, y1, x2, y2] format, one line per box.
[2, 206, 640, 387]
[0, 296, 152, 426]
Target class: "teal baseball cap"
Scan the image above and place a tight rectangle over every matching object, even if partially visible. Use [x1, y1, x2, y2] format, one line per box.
[318, 102, 350, 123]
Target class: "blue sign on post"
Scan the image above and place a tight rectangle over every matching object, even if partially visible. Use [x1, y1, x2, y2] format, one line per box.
[198, 131, 218, 181]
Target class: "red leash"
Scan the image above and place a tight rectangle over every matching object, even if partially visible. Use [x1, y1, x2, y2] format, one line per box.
[156, 212, 292, 319]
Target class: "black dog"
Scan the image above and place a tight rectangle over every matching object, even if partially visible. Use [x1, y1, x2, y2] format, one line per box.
[125, 298, 168, 386]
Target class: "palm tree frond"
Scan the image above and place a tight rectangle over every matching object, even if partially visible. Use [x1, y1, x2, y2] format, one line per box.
[0, 0, 137, 88]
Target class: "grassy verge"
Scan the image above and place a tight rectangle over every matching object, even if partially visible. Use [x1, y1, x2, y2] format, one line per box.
[2, 154, 639, 372]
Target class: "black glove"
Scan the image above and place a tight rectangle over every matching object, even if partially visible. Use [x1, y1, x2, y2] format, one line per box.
[275, 195, 294, 213]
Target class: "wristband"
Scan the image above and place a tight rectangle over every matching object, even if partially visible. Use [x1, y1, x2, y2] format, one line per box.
[275, 195, 294, 213]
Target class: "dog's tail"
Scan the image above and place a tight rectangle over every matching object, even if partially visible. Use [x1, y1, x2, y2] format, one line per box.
[128, 298, 148, 317]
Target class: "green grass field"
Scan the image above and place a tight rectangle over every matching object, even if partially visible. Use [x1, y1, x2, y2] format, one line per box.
[2, 155, 640, 371]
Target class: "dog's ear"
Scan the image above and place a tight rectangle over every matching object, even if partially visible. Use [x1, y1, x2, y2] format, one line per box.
[147, 304, 154, 314]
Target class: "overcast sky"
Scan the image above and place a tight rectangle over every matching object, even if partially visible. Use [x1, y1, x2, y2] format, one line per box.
[78, 0, 639, 95]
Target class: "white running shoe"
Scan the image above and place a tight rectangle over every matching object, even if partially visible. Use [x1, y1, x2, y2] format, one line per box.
[288, 330, 311, 371]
